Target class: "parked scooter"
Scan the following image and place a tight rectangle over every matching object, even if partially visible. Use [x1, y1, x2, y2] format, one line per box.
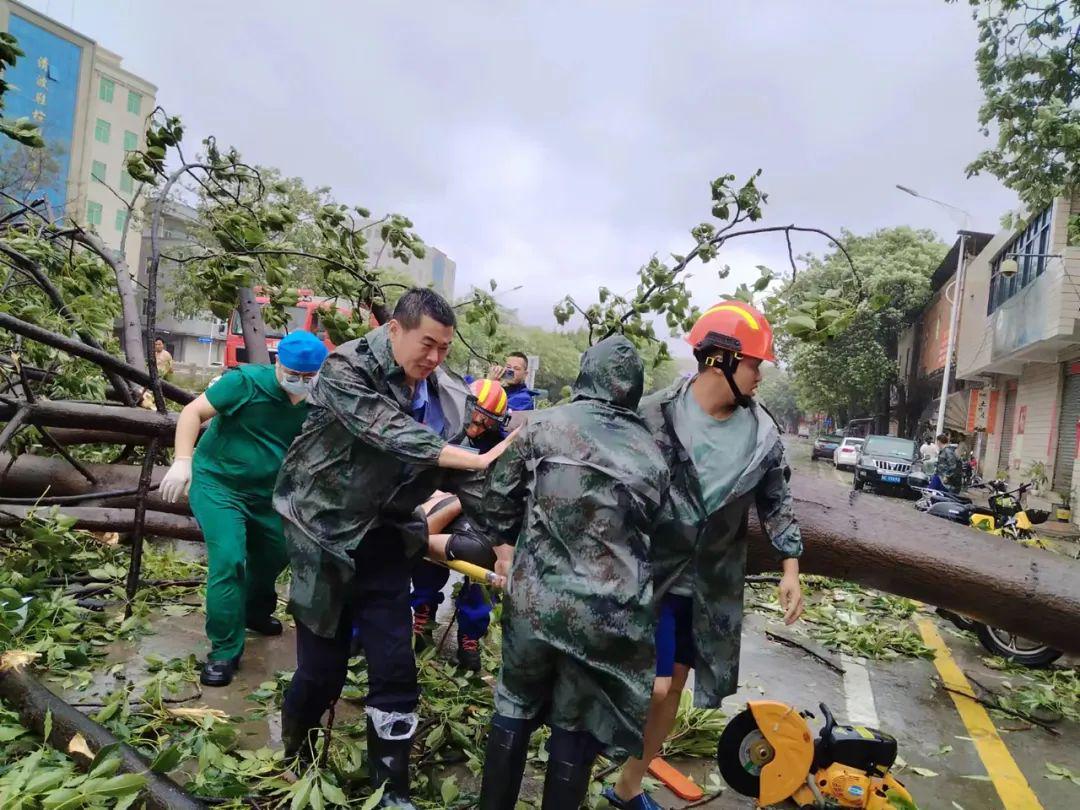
[911, 478, 1061, 666]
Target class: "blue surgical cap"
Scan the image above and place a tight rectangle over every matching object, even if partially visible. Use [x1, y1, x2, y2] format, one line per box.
[277, 331, 328, 373]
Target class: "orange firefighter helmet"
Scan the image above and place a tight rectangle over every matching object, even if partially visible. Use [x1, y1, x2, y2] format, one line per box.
[685, 300, 776, 363]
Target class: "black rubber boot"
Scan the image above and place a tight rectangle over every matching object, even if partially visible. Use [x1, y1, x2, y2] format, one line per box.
[541, 756, 594, 810]
[281, 711, 319, 772]
[366, 717, 417, 810]
[478, 721, 531, 810]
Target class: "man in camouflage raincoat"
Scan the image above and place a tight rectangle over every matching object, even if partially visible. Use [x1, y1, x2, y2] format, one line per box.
[273, 289, 507, 810]
[607, 301, 804, 810]
[471, 335, 670, 810]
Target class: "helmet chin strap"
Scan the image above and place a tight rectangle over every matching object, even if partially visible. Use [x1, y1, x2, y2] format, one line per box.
[703, 351, 752, 409]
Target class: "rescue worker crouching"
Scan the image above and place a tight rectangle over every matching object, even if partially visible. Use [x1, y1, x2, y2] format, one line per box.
[159, 330, 329, 687]
[411, 378, 510, 670]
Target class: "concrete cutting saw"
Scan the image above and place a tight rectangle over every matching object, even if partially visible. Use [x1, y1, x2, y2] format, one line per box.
[716, 700, 914, 808]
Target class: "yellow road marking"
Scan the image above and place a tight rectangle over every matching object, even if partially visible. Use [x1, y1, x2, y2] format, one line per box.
[917, 619, 1044, 809]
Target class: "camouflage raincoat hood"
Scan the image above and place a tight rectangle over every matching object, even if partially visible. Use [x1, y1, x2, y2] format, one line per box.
[570, 335, 644, 410]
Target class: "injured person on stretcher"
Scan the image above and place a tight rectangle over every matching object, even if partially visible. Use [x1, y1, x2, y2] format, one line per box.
[411, 490, 511, 669]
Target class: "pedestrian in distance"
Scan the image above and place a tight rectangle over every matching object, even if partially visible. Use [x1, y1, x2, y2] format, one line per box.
[488, 351, 538, 411]
[606, 301, 805, 810]
[274, 288, 516, 810]
[159, 330, 329, 688]
[473, 335, 671, 810]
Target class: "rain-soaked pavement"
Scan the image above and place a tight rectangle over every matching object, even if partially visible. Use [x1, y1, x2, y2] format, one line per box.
[52, 437, 1080, 809]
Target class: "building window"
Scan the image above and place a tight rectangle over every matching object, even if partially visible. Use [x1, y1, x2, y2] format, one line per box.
[99, 76, 114, 102]
[87, 201, 102, 227]
[127, 90, 142, 115]
[988, 204, 1054, 314]
[91, 160, 106, 183]
[94, 118, 111, 144]
[119, 170, 134, 193]
[123, 130, 138, 151]
[115, 209, 128, 231]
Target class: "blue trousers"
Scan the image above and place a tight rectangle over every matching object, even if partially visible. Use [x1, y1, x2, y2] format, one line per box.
[411, 559, 493, 639]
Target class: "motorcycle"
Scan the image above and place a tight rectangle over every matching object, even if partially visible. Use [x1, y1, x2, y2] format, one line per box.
[912, 478, 1062, 667]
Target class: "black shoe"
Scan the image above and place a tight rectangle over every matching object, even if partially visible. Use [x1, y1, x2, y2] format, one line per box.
[247, 615, 283, 636]
[457, 630, 481, 671]
[478, 721, 531, 810]
[412, 604, 434, 653]
[366, 717, 417, 809]
[200, 656, 240, 687]
[541, 756, 594, 810]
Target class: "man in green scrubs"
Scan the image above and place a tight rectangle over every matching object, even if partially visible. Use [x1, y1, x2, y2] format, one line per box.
[160, 330, 329, 686]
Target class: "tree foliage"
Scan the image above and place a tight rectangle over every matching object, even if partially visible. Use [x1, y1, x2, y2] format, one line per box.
[769, 227, 948, 421]
[958, 0, 1080, 229]
[756, 365, 802, 431]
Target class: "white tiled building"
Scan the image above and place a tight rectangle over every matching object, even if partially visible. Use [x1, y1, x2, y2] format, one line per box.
[956, 193, 1080, 504]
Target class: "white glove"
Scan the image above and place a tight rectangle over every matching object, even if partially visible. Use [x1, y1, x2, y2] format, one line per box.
[159, 457, 193, 503]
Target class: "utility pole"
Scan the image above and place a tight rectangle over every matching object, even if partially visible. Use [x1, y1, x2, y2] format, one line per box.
[936, 233, 967, 437]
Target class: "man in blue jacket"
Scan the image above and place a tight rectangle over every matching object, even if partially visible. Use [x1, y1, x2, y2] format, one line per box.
[489, 352, 537, 411]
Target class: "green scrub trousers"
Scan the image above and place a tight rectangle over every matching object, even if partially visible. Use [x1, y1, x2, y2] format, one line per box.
[189, 474, 288, 661]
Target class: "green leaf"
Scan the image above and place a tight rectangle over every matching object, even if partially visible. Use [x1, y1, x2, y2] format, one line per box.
[42, 709, 52, 742]
[94, 772, 147, 797]
[909, 766, 937, 777]
[290, 773, 314, 810]
[360, 784, 386, 810]
[0, 725, 27, 742]
[441, 775, 460, 804]
[785, 314, 817, 334]
[149, 744, 184, 773]
[320, 779, 348, 807]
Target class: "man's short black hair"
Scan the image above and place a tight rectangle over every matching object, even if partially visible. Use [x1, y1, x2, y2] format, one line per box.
[392, 287, 456, 330]
[936, 433, 949, 443]
[508, 351, 528, 368]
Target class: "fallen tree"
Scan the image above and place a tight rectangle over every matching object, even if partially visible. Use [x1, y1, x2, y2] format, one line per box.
[4, 453, 1078, 654]
[0, 658, 205, 810]
[747, 476, 1080, 655]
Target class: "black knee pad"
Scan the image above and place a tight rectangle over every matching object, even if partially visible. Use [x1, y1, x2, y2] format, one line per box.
[446, 527, 497, 569]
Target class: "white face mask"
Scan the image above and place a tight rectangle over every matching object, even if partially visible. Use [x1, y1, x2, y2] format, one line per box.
[278, 368, 314, 398]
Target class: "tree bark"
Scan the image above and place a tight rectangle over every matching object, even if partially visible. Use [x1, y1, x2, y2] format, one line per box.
[3, 453, 1078, 653]
[0, 665, 205, 810]
[0, 504, 202, 542]
[64, 231, 147, 371]
[0, 312, 195, 404]
[41, 429, 153, 446]
[0, 400, 178, 436]
[236, 285, 271, 365]
[746, 475, 1080, 654]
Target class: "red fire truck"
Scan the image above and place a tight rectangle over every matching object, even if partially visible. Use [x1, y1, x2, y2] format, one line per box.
[223, 290, 356, 368]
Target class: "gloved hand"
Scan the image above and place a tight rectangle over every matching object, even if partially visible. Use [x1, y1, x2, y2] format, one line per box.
[160, 457, 193, 502]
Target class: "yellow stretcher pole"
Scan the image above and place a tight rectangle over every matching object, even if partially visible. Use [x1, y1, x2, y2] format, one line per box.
[425, 557, 501, 586]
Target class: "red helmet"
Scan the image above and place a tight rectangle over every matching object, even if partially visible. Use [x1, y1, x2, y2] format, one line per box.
[469, 378, 509, 424]
[685, 301, 776, 363]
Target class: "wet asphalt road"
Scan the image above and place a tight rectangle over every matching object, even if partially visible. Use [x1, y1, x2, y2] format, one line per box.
[61, 438, 1080, 809]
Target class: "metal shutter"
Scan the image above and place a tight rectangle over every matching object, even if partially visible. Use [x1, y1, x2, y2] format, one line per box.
[999, 387, 1018, 472]
[1053, 366, 1080, 493]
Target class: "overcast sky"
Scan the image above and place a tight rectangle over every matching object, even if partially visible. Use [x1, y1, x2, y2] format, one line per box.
[28, 0, 1016, 341]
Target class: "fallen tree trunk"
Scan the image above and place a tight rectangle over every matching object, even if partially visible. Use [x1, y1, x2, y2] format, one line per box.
[0, 505, 202, 542]
[746, 476, 1080, 654]
[42, 428, 154, 446]
[0, 400, 178, 436]
[0, 662, 205, 810]
[2, 454, 1078, 653]
[0, 453, 187, 514]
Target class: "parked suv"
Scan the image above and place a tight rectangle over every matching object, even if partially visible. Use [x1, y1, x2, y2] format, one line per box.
[853, 435, 918, 493]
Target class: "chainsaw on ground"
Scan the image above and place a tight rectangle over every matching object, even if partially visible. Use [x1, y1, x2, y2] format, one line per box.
[716, 700, 914, 809]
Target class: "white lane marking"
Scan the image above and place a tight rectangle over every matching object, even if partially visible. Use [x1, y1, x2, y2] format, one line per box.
[840, 653, 880, 727]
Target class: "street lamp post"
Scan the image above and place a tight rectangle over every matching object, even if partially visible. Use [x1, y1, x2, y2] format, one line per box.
[895, 185, 975, 437]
